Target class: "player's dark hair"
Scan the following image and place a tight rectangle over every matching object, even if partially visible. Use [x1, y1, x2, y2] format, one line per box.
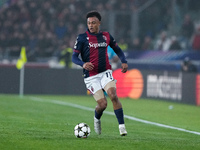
[86, 10, 101, 21]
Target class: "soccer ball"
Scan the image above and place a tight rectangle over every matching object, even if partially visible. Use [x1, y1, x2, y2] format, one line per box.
[74, 123, 91, 138]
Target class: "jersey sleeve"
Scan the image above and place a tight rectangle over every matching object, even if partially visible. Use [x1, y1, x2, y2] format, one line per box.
[73, 35, 83, 53]
[109, 33, 127, 64]
[72, 35, 85, 67]
[109, 33, 117, 49]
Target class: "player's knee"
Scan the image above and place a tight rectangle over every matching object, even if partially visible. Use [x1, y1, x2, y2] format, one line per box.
[107, 88, 117, 101]
[97, 99, 107, 110]
[100, 100, 107, 110]
[109, 92, 118, 102]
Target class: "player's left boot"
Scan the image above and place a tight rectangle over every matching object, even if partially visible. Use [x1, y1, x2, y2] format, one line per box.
[119, 124, 127, 136]
[94, 117, 101, 135]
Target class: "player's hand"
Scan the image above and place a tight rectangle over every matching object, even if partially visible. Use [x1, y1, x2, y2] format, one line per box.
[121, 63, 128, 73]
[83, 62, 94, 71]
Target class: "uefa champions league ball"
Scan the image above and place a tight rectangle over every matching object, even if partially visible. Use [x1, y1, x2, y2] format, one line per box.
[74, 123, 91, 138]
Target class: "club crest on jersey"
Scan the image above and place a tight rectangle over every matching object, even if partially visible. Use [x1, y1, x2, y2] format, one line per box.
[103, 35, 107, 41]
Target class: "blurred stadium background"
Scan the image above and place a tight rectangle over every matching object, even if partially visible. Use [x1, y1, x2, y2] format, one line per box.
[0, 0, 200, 105]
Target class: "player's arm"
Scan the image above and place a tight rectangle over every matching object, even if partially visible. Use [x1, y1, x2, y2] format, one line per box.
[112, 46, 128, 73]
[109, 34, 128, 73]
[72, 36, 94, 71]
[72, 51, 94, 71]
[109, 34, 127, 63]
[72, 51, 84, 67]
[72, 36, 84, 66]
[112, 45, 127, 64]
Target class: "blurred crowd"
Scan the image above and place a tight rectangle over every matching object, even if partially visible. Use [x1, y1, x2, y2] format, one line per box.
[0, 0, 200, 63]
[151, 14, 200, 52]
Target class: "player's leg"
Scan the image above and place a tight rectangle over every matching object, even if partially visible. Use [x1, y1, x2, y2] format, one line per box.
[104, 81, 124, 123]
[84, 75, 106, 135]
[104, 81, 127, 136]
[93, 89, 107, 135]
[106, 86, 122, 110]
[93, 89, 107, 119]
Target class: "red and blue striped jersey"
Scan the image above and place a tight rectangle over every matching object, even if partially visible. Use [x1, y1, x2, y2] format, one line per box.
[73, 29, 127, 78]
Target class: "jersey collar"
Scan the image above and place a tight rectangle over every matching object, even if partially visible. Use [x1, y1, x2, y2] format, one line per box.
[87, 29, 101, 35]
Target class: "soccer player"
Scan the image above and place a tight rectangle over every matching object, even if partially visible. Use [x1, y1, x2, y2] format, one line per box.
[72, 10, 128, 136]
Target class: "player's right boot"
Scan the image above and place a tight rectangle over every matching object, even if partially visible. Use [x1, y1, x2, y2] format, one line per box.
[119, 124, 127, 136]
[94, 117, 101, 135]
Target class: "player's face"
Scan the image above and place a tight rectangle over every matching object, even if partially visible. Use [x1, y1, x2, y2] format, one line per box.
[87, 17, 100, 34]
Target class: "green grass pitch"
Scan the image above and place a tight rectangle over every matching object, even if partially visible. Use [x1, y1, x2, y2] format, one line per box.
[0, 94, 200, 150]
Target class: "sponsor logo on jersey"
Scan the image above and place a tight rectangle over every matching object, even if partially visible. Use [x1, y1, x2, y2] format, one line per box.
[89, 42, 107, 48]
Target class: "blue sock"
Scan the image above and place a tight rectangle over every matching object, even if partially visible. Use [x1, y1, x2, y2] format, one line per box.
[114, 108, 124, 124]
[95, 110, 103, 120]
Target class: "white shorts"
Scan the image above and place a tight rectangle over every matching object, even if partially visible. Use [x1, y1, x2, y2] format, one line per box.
[84, 69, 114, 95]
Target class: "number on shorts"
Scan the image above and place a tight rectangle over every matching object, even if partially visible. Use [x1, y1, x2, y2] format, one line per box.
[106, 72, 113, 80]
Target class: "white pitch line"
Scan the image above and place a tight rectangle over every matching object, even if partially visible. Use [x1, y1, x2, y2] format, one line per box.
[29, 97, 200, 136]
